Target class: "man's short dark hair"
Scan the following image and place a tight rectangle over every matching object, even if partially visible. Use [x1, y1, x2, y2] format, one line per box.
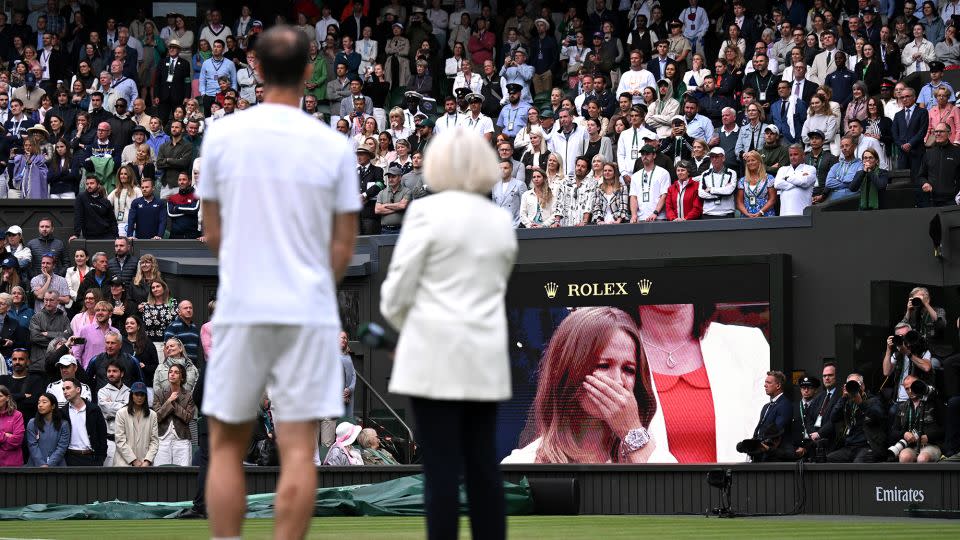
[91, 91, 104, 100]
[63, 377, 80, 388]
[106, 359, 126, 373]
[10, 97, 22, 106]
[213, 39, 225, 48]
[255, 26, 311, 88]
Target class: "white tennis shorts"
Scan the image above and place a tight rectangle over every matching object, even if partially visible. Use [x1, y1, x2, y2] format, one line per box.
[201, 324, 344, 423]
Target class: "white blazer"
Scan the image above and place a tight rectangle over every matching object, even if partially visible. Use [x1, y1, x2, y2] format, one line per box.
[380, 191, 518, 401]
[646, 322, 770, 463]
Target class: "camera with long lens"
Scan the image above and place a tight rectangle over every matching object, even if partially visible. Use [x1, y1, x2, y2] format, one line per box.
[910, 297, 923, 307]
[910, 379, 935, 400]
[891, 330, 926, 354]
[844, 379, 861, 394]
[888, 432, 918, 458]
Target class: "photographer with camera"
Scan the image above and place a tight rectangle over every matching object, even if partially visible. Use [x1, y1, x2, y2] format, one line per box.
[900, 287, 950, 361]
[825, 373, 888, 463]
[882, 323, 934, 410]
[888, 375, 943, 463]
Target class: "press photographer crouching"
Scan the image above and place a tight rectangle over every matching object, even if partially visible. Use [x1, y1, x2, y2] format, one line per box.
[888, 376, 943, 463]
[882, 323, 933, 412]
[825, 374, 888, 463]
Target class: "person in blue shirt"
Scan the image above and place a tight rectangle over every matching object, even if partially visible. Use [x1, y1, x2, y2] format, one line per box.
[198, 40, 237, 116]
[824, 136, 864, 201]
[496, 83, 530, 139]
[126, 178, 167, 240]
[917, 62, 955, 110]
[498, 48, 534, 105]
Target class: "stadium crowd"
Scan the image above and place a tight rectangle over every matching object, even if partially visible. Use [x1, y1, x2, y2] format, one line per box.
[0, 0, 959, 469]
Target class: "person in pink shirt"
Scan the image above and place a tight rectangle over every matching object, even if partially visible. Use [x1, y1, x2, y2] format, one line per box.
[0, 385, 25, 466]
[71, 301, 119, 369]
[200, 299, 214, 360]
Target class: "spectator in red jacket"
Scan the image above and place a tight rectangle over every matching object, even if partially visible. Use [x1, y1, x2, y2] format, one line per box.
[665, 160, 703, 221]
[467, 17, 496, 70]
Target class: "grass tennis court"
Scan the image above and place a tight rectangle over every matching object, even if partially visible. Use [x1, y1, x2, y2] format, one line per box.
[1, 515, 959, 539]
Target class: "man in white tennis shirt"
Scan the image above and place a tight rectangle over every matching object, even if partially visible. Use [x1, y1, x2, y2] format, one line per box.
[198, 26, 359, 540]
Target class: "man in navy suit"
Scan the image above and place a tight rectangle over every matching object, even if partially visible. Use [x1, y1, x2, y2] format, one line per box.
[892, 87, 927, 177]
[737, 370, 794, 461]
[646, 39, 675, 81]
[770, 80, 807, 144]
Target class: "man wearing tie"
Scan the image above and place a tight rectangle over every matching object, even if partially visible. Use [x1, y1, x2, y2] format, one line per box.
[751, 371, 792, 441]
[807, 29, 839, 86]
[892, 87, 927, 177]
[155, 40, 190, 124]
[786, 62, 817, 103]
[806, 362, 842, 445]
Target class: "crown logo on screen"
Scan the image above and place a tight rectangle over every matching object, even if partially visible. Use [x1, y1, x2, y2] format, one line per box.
[544, 282, 559, 299]
[637, 279, 652, 296]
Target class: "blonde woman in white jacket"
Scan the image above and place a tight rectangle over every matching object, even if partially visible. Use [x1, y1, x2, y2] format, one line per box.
[381, 128, 516, 540]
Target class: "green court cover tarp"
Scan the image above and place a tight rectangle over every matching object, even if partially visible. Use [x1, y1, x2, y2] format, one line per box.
[0, 475, 534, 521]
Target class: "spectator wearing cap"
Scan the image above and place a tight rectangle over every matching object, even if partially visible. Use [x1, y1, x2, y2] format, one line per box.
[104, 275, 137, 331]
[357, 139, 385, 235]
[375, 165, 412, 234]
[156, 40, 191, 124]
[408, 118, 435, 154]
[12, 72, 46, 112]
[917, 61, 955, 110]
[792, 375, 822, 454]
[120, 125, 153, 163]
[30, 253, 70, 312]
[646, 78, 681, 138]
[4, 226, 31, 274]
[759, 124, 789, 175]
[46, 355, 91, 405]
[497, 83, 531, 139]
[457, 92, 495, 142]
[401, 92, 428, 131]
[659, 115, 695, 165]
[528, 18, 559, 96]
[624, 144, 670, 223]
[113, 381, 158, 467]
[696, 147, 738, 219]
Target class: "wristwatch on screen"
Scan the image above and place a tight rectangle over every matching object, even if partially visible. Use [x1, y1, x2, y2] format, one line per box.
[620, 427, 651, 456]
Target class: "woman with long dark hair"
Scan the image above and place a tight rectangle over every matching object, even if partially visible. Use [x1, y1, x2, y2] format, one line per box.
[503, 307, 660, 463]
[47, 138, 79, 198]
[122, 315, 159, 387]
[26, 392, 69, 466]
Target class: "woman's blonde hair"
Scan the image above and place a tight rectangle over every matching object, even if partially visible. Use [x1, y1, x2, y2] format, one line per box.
[530, 168, 553, 205]
[743, 150, 765, 181]
[133, 254, 160, 286]
[423, 128, 500, 194]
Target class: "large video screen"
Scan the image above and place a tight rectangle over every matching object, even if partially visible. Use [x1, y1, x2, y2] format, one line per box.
[497, 257, 786, 464]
